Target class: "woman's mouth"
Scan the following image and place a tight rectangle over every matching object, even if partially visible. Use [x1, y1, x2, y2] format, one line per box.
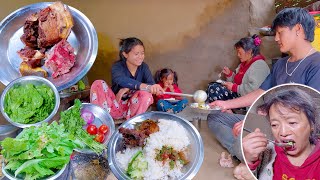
[282, 140, 296, 151]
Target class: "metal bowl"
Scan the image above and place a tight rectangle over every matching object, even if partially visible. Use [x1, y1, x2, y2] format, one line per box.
[107, 111, 204, 180]
[0, 125, 20, 141]
[0, 2, 98, 91]
[0, 76, 60, 128]
[71, 103, 115, 154]
[258, 27, 275, 36]
[2, 162, 68, 180]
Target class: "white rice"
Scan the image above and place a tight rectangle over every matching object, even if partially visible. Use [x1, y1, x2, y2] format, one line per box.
[116, 147, 142, 171]
[116, 119, 190, 180]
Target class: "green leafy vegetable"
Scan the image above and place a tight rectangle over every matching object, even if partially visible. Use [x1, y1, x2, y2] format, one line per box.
[59, 99, 104, 154]
[4, 83, 55, 124]
[77, 80, 86, 91]
[1, 122, 81, 180]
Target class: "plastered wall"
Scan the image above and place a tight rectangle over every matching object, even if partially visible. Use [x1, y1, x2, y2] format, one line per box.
[0, 0, 279, 95]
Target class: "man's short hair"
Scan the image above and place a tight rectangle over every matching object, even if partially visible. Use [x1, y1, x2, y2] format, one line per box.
[271, 7, 315, 42]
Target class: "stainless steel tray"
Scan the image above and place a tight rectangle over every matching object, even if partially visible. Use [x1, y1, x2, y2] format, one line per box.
[107, 111, 204, 180]
[0, 2, 98, 91]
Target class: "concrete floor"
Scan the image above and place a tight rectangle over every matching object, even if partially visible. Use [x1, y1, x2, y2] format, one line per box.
[176, 107, 239, 180]
[192, 121, 238, 180]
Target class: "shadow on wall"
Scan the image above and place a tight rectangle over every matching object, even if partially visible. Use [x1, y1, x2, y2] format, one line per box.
[146, 0, 244, 92]
[87, 33, 118, 85]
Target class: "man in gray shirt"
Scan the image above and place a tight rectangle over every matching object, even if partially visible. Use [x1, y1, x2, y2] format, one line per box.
[208, 7, 320, 167]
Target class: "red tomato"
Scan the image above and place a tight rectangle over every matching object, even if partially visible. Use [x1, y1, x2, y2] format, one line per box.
[99, 124, 109, 134]
[95, 133, 105, 143]
[87, 124, 98, 135]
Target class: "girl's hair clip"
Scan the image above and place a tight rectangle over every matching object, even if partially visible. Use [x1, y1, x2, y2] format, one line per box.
[254, 37, 262, 46]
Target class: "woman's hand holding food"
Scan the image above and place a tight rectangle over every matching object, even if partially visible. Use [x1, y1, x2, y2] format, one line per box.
[224, 82, 234, 91]
[242, 128, 268, 164]
[116, 88, 129, 102]
[222, 66, 231, 75]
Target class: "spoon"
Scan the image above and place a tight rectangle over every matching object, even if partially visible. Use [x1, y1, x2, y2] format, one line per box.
[216, 71, 226, 84]
[243, 128, 293, 147]
[218, 72, 222, 79]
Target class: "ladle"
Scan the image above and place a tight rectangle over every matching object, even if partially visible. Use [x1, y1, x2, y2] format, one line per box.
[142, 89, 207, 103]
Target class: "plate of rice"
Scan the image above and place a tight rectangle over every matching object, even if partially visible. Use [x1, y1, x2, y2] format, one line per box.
[107, 111, 204, 180]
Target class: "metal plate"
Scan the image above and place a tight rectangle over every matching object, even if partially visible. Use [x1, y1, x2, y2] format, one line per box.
[0, 2, 98, 91]
[190, 103, 221, 111]
[72, 103, 115, 154]
[107, 111, 204, 180]
[0, 125, 20, 141]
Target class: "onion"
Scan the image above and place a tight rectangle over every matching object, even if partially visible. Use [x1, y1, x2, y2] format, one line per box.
[81, 110, 94, 124]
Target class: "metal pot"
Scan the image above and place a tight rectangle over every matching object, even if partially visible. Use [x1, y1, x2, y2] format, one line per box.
[0, 125, 20, 141]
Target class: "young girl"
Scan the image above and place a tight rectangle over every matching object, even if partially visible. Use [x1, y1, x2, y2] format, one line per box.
[90, 37, 163, 120]
[242, 85, 320, 179]
[154, 68, 188, 113]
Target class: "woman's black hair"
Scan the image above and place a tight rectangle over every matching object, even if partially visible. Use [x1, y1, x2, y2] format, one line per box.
[234, 34, 261, 57]
[271, 7, 315, 42]
[119, 37, 144, 61]
[154, 68, 178, 85]
[258, 87, 319, 144]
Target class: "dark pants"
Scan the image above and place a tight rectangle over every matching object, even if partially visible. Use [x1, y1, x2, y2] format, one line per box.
[156, 98, 188, 113]
[206, 82, 239, 103]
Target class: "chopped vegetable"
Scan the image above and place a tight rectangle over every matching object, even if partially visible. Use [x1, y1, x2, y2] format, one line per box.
[155, 146, 189, 169]
[94, 133, 105, 143]
[287, 141, 294, 147]
[87, 124, 98, 135]
[127, 151, 147, 179]
[81, 110, 94, 124]
[4, 83, 55, 124]
[99, 124, 109, 134]
[77, 80, 86, 91]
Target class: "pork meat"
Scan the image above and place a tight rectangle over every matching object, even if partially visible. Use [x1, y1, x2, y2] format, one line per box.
[44, 39, 75, 78]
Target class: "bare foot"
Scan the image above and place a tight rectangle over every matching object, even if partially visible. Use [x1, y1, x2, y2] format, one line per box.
[219, 152, 234, 168]
[233, 163, 255, 180]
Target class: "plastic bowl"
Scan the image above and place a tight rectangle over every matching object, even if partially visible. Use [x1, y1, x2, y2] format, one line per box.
[107, 111, 204, 180]
[0, 76, 60, 128]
